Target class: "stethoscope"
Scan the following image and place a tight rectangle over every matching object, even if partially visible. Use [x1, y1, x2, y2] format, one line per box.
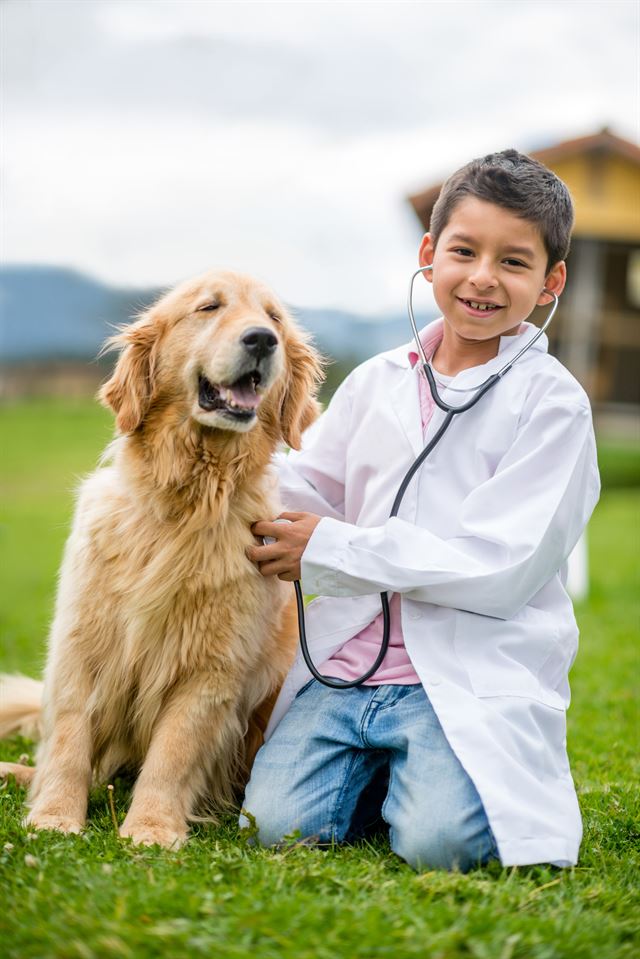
[289, 265, 559, 689]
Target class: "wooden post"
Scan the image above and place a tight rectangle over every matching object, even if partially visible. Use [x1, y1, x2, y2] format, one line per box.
[561, 238, 605, 399]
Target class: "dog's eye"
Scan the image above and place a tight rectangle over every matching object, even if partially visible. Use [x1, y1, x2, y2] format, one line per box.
[268, 313, 281, 324]
[197, 302, 221, 312]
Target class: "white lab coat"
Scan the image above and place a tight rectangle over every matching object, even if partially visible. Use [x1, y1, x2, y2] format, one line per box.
[266, 320, 600, 868]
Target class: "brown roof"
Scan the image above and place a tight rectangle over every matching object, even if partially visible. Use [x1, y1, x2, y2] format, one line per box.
[408, 127, 640, 230]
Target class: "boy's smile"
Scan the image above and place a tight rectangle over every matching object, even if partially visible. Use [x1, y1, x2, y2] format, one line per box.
[419, 196, 566, 373]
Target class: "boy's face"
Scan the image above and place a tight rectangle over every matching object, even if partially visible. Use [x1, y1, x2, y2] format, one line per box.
[419, 196, 566, 343]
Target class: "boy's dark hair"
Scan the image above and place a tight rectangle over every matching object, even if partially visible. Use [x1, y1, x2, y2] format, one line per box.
[430, 149, 574, 271]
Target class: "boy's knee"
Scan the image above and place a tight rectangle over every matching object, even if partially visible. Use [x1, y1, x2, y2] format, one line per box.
[239, 805, 332, 848]
[391, 821, 497, 873]
[239, 786, 331, 848]
[239, 807, 287, 847]
[239, 780, 296, 847]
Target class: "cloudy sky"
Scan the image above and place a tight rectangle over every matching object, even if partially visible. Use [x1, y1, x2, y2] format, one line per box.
[2, 0, 638, 314]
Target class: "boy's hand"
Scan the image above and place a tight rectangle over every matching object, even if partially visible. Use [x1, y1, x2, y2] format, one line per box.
[247, 512, 322, 581]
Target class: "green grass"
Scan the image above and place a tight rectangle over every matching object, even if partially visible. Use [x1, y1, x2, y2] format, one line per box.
[1, 398, 639, 958]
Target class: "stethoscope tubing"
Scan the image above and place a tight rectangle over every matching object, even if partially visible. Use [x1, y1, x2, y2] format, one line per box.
[295, 270, 559, 689]
[295, 407, 457, 688]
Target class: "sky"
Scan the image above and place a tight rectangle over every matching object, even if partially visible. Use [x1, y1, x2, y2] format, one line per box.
[1, 0, 638, 314]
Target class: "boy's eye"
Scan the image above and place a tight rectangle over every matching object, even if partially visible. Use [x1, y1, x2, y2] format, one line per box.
[450, 248, 529, 268]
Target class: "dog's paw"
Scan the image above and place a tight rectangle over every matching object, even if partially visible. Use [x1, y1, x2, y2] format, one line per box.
[25, 811, 84, 834]
[0, 762, 35, 787]
[119, 816, 187, 849]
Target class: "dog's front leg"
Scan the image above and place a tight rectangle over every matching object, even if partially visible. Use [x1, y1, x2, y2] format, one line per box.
[26, 704, 93, 834]
[120, 677, 241, 849]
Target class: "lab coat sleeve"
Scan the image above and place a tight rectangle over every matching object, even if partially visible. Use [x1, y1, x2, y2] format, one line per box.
[301, 399, 600, 619]
[273, 372, 354, 520]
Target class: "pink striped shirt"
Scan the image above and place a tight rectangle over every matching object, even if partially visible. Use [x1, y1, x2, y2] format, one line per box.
[318, 322, 446, 685]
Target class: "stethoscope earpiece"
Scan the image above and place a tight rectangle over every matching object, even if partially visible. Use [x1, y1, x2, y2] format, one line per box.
[407, 267, 559, 385]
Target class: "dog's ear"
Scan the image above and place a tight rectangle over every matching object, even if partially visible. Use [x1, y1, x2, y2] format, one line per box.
[99, 316, 161, 433]
[280, 329, 325, 450]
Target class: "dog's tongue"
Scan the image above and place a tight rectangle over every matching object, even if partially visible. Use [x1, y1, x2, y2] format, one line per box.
[228, 380, 261, 410]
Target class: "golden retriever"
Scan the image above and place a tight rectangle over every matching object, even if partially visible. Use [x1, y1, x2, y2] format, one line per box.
[0, 269, 323, 848]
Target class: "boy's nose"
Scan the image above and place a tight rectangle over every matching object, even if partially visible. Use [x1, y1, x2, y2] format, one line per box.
[469, 263, 499, 290]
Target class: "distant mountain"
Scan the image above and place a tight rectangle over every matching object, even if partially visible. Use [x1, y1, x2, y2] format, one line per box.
[0, 266, 161, 362]
[295, 305, 412, 362]
[0, 265, 434, 364]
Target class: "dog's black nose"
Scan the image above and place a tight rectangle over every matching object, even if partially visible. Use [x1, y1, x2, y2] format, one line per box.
[241, 327, 278, 359]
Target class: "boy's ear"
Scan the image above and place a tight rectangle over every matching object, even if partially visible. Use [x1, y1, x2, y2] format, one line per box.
[418, 233, 434, 281]
[538, 260, 567, 306]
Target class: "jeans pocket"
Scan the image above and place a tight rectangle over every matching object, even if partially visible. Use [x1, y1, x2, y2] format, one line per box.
[294, 678, 316, 700]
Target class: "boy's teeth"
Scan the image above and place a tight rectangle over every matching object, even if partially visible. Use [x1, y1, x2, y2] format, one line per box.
[467, 300, 498, 311]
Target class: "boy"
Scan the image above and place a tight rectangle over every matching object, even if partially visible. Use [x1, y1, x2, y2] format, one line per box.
[244, 149, 600, 870]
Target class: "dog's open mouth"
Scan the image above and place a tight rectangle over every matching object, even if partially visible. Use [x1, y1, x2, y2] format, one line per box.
[198, 371, 263, 420]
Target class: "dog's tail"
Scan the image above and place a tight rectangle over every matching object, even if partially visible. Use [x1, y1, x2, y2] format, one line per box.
[0, 675, 44, 741]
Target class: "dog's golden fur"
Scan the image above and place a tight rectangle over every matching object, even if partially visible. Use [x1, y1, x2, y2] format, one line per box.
[0, 269, 323, 847]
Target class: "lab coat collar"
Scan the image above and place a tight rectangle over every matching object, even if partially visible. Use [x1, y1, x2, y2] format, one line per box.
[384, 317, 549, 390]
[385, 317, 549, 456]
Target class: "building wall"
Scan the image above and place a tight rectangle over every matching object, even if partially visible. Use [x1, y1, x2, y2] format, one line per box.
[552, 154, 640, 243]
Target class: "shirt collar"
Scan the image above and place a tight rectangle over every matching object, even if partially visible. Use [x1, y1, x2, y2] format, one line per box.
[407, 319, 444, 369]
[388, 317, 547, 388]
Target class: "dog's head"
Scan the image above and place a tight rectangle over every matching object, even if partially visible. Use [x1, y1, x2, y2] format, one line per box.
[100, 270, 324, 449]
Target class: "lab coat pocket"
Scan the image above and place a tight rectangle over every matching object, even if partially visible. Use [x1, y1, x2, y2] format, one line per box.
[454, 606, 566, 710]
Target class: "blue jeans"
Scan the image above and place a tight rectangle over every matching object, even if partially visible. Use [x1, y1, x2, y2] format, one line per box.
[241, 680, 499, 872]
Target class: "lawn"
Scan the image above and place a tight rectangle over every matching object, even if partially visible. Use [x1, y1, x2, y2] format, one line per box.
[0, 398, 638, 958]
